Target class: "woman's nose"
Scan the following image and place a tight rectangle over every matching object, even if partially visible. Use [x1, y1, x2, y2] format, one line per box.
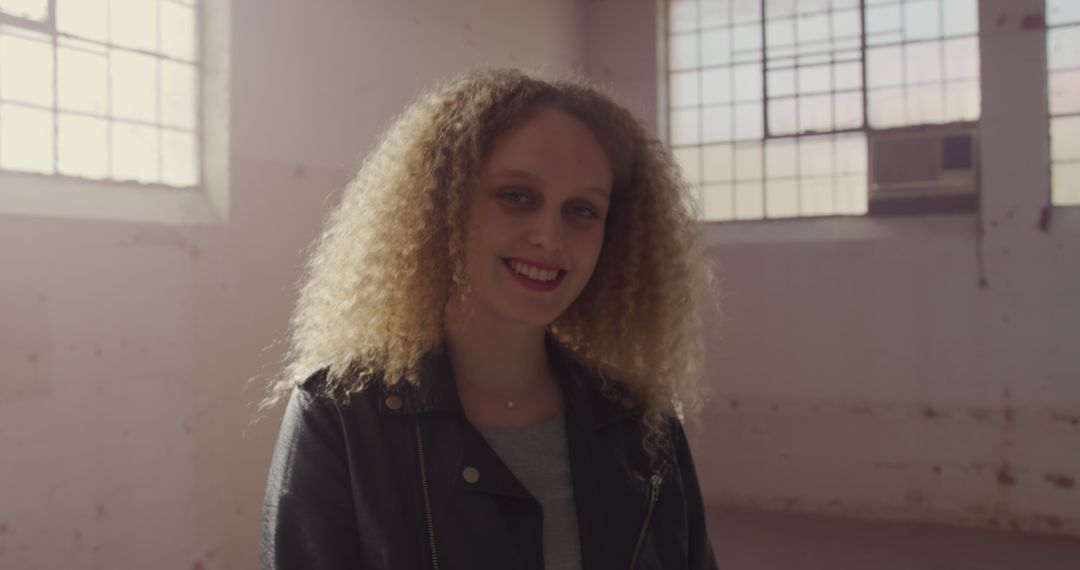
[525, 209, 565, 252]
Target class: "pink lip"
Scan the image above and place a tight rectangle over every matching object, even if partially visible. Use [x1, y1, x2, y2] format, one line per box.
[504, 257, 565, 271]
[503, 259, 565, 292]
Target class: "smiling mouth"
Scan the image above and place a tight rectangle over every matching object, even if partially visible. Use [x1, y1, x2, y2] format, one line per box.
[503, 259, 570, 282]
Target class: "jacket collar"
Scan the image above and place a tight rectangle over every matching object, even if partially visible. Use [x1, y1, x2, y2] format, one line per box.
[376, 331, 639, 431]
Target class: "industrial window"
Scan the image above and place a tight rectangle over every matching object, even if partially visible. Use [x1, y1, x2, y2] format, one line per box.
[666, 0, 980, 221]
[0, 0, 199, 184]
[0, 0, 228, 225]
[1048, 0, 1080, 206]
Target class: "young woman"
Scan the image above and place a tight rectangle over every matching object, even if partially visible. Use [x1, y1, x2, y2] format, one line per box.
[261, 68, 719, 570]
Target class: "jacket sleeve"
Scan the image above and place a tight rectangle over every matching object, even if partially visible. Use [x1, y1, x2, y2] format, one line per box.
[671, 416, 719, 570]
[260, 380, 363, 570]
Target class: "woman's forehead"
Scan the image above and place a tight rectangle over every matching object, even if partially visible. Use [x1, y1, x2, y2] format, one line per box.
[480, 108, 614, 189]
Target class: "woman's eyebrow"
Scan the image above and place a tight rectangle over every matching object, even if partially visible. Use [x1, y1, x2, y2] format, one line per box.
[490, 169, 610, 201]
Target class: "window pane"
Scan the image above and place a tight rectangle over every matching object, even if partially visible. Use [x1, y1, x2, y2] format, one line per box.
[670, 34, 699, 71]
[58, 40, 108, 115]
[0, 103, 54, 174]
[765, 138, 797, 178]
[944, 37, 979, 81]
[732, 24, 762, 60]
[58, 113, 108, 180]
[797, 13, 829, 44]
[799, 136, 833, 177]
[904, 0, 941, 41]
[734, 181, 765, 219]
[836, 174, 868, 214]
[1047, 0, 1080, 26]
[1052, 162, 1080, 205]
[703, 144, 733, 182]
[766, 18, 795, 48]
[799, 94, 832, 132]
[865, 4, 902, 43]
[57, 0, 108, 43]
[703, 183, 735, 221]
[0, 0, 46, 21]
[734, 101, 763, 139]
[832, 9, 861, 39]
[905, 42, 943, 84]
[112, 121, 159, 183]
[766, 178, 799, 217]
[867, 46, 902, 88]
[906, 84, 945, 124]
[798, 64, 830, 95]
[1048, 27, 1080, 71]
[800, 175, 835, 215]
[733, 63, 762, 101]
[701, 29, 732, 66]
[834, 91, 863, 128]
[161, 60, 198, 130]
[703, 105, 734, 142]
[834, 133, 868, 175]
[112, 49, 158, 123]
[670, 71, 701, 107]
[1049, 70, 1080, 115]
[943, 0, 978, 36]
[702, 67, 733, 104]
[766, 0, 796, 19]
[671, 108, 701, 146]
[669, 0, 699, 33]
[944, 80, 980, 121]
[768, 97, 797, 135]
[1050, 116, 1080, 163]
[871, 91, 908, 128]
[833, 61, 862, 91]
[701, 0, 731, 28]
[110, 0, 158, 52]
[734, 142, 763, 181]
[0, 28, 54, 106]
[161, 129, 199, 187]
[767, 68, 795, 97]
[732, 0, 760, 23]
[674, 146, 703, 185]
[161, 1, 197, 62]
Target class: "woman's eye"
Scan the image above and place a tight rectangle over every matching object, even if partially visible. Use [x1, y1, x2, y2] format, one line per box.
[500, 190, 529, 204]
[571, 205, 599, 218]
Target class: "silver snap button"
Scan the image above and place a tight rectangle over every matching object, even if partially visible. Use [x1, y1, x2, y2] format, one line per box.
[462, 466, 480, 484]
[384, 395, 403, 410]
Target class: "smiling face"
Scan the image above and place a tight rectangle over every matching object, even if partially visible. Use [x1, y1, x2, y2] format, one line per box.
[458, 106, 614, 328]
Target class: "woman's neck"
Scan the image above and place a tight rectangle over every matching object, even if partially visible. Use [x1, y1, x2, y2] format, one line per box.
[443, 305, 562, 429]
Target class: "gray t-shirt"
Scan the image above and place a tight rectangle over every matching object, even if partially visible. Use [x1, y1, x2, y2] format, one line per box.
[477, 406, 582, 570]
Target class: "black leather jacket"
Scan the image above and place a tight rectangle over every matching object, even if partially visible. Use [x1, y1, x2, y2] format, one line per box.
[261, 334, 718, 570]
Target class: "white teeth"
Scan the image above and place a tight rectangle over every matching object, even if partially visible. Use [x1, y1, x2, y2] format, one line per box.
[509, 260, 559, 282]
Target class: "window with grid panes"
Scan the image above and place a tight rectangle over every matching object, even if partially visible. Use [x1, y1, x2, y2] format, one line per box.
[666, 0, 980, 221]
[1047, 0, 1080, 206]
[0, 0, 200, 187]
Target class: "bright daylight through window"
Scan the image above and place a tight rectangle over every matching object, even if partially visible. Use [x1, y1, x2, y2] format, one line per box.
[1048, 0, 1080, 206]
[0, 0, 200, 188]
[667, 0, 980, 221]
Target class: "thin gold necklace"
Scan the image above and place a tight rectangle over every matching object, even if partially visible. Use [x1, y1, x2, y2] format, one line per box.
[461, 376, 548, 409]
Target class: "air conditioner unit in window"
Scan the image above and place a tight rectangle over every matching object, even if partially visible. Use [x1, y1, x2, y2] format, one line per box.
[868, 123, 980, 216]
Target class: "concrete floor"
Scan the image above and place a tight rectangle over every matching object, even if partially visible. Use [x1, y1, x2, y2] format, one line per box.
[706, 507, 1080, 570]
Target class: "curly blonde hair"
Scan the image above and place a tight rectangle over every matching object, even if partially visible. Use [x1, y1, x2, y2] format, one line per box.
[264, 68, 719, 461]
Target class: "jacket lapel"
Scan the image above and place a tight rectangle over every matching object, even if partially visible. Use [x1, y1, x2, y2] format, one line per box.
[376, 332, 653, 569]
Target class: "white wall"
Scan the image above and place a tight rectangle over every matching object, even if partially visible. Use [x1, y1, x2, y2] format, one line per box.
[584, 0, 1080, 536]
[0, 1, 585, 568]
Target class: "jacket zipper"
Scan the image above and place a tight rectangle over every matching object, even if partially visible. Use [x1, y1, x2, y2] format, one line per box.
[414, 418, 439, 570]
[629, 461, 670, 570]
